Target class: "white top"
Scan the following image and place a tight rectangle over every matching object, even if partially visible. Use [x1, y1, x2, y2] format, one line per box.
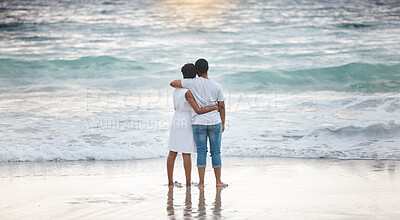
[167, 88, 196, 153]
[182, 77, 224, 125]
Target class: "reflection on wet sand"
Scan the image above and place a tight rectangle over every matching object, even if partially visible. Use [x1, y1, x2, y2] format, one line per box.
[167, 186, 224, 219]
[167, 187, 175, 217]
[197, 188, 206, 219]
[184, 187, 192, 218]
[212, 188, 222, 218]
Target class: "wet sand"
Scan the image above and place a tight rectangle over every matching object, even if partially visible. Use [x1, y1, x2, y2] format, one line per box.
[1, 157, 400, 219]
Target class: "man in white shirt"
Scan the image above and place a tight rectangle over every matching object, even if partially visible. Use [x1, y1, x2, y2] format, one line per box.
[170, 58, 228, 188]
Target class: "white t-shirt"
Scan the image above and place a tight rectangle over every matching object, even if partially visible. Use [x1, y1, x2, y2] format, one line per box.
[182, 77, 224, 125]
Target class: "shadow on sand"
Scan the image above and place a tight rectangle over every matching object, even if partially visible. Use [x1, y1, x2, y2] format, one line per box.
[167, 186, 224, 219]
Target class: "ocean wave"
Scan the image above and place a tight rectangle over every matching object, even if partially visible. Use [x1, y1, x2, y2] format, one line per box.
[0, 58, 399, 93]
[336, 23, 374, 29]
[315, 120, 400, 138]
[0, 56, 137, 69]
[223, 62, 400, 93]
[223, 121, 400, 160]
[0, 56, 145, 79]
[0, 22, 25, 29]
[1, 120, 399, 162]
[49, 56, 123, 68]
[0, 22, 45, 32]
[0, 143, 167, 162]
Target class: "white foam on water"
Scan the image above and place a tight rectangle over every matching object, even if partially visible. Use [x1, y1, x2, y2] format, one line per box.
[1, 89, 399, 162]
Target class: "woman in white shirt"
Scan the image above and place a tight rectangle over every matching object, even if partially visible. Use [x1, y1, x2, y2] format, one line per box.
[167, 63, 218, 187]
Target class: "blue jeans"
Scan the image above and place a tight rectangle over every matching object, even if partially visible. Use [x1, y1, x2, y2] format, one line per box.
[192, 123, 222, 168]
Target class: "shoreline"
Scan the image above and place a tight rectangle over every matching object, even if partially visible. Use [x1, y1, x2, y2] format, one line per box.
[3, 154, 400, 164]
[1, 157, 400, 219]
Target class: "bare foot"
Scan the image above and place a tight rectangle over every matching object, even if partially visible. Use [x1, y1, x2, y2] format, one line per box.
[168, 181, 174, 187]
[196, 183, 205, 188]
[216, 182, 228, 188]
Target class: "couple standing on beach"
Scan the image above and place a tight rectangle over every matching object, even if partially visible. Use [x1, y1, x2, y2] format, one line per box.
[167, 58, 228, 188]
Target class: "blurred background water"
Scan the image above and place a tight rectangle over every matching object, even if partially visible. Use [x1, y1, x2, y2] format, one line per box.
[0, 0, 399, 161]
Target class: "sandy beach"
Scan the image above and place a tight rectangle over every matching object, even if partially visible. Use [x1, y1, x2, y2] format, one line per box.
[1, 157, 399, 219]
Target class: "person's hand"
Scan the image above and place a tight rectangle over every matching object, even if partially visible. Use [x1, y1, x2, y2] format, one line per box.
[213, 104, 219, 111]
[222, 123, 225, 133]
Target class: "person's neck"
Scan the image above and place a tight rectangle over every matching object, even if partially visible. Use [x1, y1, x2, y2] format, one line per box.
[200, 73, 209, 79]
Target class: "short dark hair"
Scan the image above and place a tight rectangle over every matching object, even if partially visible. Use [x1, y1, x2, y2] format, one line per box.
[195, 58, 208, 75]
[181, 63, 197, 79]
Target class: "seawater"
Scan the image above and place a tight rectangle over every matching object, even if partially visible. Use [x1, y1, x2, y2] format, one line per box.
[0, 0, 400, 161]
